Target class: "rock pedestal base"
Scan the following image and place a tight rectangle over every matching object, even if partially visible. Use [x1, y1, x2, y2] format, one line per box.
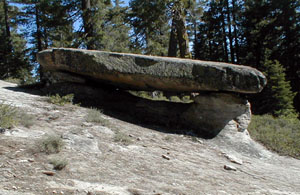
[181, 93, 251, 137]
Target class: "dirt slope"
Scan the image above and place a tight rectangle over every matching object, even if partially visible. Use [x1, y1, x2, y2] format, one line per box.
[0, 80, 299, 195]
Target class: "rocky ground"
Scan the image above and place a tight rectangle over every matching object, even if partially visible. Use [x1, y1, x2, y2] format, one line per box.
[0, 80, 300, 195]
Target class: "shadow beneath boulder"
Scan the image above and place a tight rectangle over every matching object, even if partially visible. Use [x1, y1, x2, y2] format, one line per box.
[5, 82, 243, 139]
[43, 82, 218, 138]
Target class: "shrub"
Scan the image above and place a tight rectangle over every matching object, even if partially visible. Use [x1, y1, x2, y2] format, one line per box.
[39, 135, 64, 154]
[248, 115, 300, 159]
[4, 77, 22, 84]
[170, 96, 181, 102]
[85, 108, 109, 125]
[47, 94, 74, 106]
[4, 69, 36, 86]
[0, 103, 18, 129]
[49, 158, 68, 170]
[17, 110, 35, 128]
[113, 131, 132, 145]
[0, 102, 35, 129]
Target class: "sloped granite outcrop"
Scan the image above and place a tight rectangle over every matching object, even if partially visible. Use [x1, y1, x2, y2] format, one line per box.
[37, 48, 266, 94]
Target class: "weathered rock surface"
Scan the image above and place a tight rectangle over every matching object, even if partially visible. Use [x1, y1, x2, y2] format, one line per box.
[37, 48, 266, 94]
[181, 93, 251, 136]
[1, 80, 300, 195]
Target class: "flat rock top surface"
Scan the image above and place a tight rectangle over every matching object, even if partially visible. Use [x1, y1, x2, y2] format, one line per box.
[1, 80, 299, 195]
[38, 48, 266, 93]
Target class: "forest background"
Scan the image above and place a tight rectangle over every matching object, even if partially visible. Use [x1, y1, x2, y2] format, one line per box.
[0, 0, 299, 118]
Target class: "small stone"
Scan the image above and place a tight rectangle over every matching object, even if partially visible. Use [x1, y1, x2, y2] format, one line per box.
[19, 159, 29, 163]
[82, 122, 93, 127]
[0, 128, 5, 133]
[53, 190, 57, 194]
[162, 155, 170, 160]
[12, 186, 17, 190]
[42, 171, 55, 176]
[28, 159, 35, 162]
[224, 165, 237, 171]
[197, 139, 204, 144]
[136, 137, 141, 141]
[160, 146, 170, 150]
[224, 154, 243, 165]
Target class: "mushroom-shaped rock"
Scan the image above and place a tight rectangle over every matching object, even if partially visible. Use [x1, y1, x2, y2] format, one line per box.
[37, 48, 266, 94]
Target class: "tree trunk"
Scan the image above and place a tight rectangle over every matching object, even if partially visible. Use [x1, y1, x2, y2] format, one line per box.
[192, 18, 197, 59]
[208, 40, 212, 60]
[35, 2, 44, 79]
[2, 0, 12, 78]
[3, 0, 10, 39]
[172, 2, 191, 58]
[220, 1, 229, 62]
[43, 27, 49, 49]
[232, 0, 240, 64]
[168, 19, 178, 57]
[35, 3, 42, 52]
[225, 0, 234, 63]
[81, 0, 94, 49]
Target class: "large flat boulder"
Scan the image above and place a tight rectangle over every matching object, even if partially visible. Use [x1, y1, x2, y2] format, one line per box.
[37, 48, 266, 94]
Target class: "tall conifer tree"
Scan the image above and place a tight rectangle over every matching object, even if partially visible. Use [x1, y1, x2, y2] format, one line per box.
[0, 0, 31, 81]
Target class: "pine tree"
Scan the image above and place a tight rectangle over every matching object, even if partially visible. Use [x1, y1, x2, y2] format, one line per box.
[250, 52, 297, 117]
[194, 0, 229, 62]
[18, 0, 75, 57]
[168, 0, 192, 58]
[127, 0, 169, 56]
[79, 0, 112, 50]
[268, 0, 300, 113]
[128, 0, 194, 57]
[193, 0, 244, 63]
[0, 0, 31, 81]
[100, 0, 131, 52]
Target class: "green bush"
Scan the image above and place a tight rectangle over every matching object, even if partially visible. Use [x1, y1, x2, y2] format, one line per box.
[248, 115, 300, 159]
[0, 103, 18, 129]
[47, 94, 74, 106]
[170, 96, 181, 102]
[18, 110, 35, 128]
[50, 157, 68, 170]
[85, 108, 108, 125]
[39, 135, 64, 154]
[4, 77, 22, 84]
[4, 69, 36, 86]
[0, 102, 35, 129]
[113, 131, 132, 145]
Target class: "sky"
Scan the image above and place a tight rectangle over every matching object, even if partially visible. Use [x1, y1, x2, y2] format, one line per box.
[120, 0, 129, 6]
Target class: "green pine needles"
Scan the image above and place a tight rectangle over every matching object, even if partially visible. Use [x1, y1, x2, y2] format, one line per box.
[264, 59, 297, 117]
[250, 50, 298, 118]
[258, 57, 297, 117]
